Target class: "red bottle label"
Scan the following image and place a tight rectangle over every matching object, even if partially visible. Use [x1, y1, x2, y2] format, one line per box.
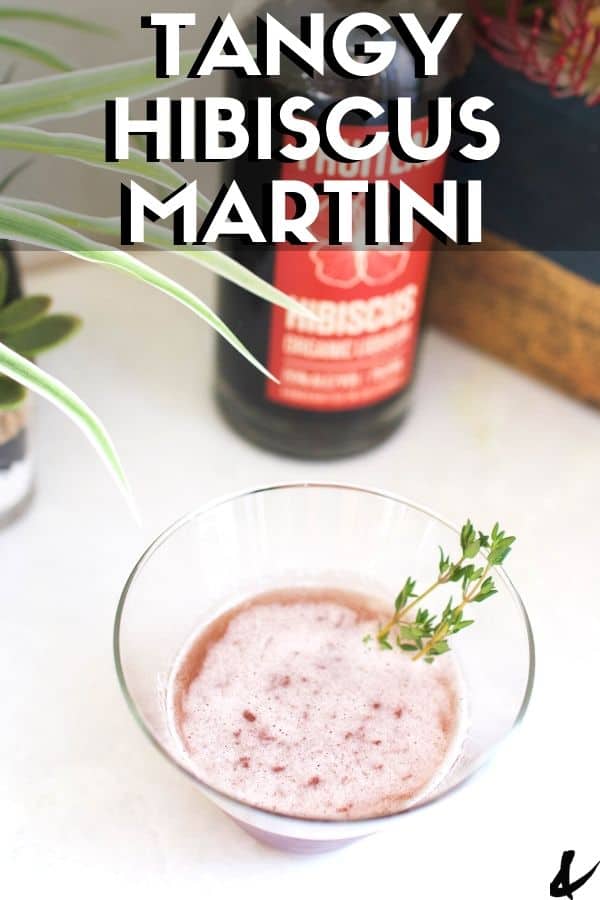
[266, 117, 446, 412]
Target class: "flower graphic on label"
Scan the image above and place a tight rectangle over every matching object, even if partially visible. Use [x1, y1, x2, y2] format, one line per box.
[307, 191, 416, 289]
[309, 248, 411, 288]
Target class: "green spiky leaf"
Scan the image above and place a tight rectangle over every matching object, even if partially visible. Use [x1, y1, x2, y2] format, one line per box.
[0, 341, 135, 513]
[1, 198, 315, 320]
[0, 34, 72, 72]
[0, 202, 274, 380]
[1, 61, 15, 84]
[0, 125, 211, 213]
[0, 50, 199, 124]
[0, 8, 113, 36]
[0, 158, 32, 194]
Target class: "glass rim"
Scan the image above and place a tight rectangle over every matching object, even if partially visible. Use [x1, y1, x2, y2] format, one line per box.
[114, 481, 536, 826]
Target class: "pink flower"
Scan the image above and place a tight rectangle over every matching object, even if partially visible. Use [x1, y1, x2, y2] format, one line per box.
[473, 0, 600, 104]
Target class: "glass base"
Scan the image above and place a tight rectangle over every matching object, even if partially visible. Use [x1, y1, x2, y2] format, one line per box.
[233, 818, 367, 853]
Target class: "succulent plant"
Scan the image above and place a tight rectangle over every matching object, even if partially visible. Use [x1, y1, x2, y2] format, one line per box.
[0, 253, 80, 410]
[474, 0, 600, 104]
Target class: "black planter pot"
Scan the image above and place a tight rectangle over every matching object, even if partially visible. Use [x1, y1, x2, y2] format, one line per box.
[447, 49, 600, 284]
[0, 242, 33, 524]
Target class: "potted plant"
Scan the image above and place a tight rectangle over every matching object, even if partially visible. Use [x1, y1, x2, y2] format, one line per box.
[446, 1, 599, 281]
[0, 8, 304, 520]
[0, 241, 29, 522]
[0, 241, 79, 521]
[474, 0, 600, 104]
[429, 1, 600, 407]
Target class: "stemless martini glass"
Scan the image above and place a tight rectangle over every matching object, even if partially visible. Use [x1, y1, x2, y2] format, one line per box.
[114, 483, 534, 853]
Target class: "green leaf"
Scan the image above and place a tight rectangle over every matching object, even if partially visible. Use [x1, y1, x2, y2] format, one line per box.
[0, 158, 32, 194]
[0, 34, 72, 72]
[399, 624, 417, 640]
[452, 619, 474, 632]
[0, 372, 25, 408]
[449, 565, 466, 582]
[4, 313, 81, 355]
[1, 61, 15, 84]
[395, 576, 416, 611]
[0, 125, 211, 213]
[438, 546, 450, 574]
[464, 538, 481, 559]
[0, 253, 7, 304]
[0, 341, 135, 513]
[0, 202, 275, 380]
[0, 49, 199, 124]
[471, 587, 498, 603]
[0, 294, 51, 331]
[460, 564, 476, 588]
[2, 198, 316, 321]
[487, 536, 516, 566]
[460, 519, 476, 553]
[470, 575, 497, 603]
[415, 607, 433, 627]
[0, 8, 113, 36]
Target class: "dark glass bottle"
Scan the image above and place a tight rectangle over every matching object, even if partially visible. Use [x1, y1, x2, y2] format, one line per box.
[216, 1, 472, 458]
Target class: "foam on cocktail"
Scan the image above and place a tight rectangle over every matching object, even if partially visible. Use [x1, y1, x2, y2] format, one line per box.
[169, 588, 466, 820]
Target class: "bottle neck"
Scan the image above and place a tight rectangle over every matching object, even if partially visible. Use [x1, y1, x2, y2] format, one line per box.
[240, 1, 473, 113]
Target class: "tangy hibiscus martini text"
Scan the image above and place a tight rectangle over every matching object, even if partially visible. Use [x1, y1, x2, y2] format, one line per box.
[168, 587, 466, 821]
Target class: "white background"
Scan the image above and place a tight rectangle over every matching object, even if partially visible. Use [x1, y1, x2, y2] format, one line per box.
[2, 254, 599, 898]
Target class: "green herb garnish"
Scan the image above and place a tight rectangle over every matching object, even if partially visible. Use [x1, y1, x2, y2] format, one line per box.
[367, 520, 516, 663]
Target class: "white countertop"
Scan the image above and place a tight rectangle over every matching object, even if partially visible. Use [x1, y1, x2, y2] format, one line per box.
[3, 253, 599, 899]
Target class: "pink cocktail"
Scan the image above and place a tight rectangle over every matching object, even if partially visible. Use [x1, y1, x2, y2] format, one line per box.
[115, 484, 534, 852]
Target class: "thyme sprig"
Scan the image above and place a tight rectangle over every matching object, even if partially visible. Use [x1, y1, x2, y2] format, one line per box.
[366, 521, 515, 663]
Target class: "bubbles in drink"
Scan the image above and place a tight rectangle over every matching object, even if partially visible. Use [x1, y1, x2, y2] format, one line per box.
[169, 587, 466, 820]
